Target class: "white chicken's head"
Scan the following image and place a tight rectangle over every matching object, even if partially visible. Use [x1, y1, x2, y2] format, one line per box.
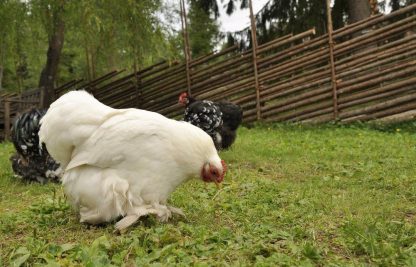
[201, 158, 227, 185]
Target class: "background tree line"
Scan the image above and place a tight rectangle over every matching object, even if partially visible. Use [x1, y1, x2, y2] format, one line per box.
[0, 0, 414, 95]
[0, 0, 182, 96]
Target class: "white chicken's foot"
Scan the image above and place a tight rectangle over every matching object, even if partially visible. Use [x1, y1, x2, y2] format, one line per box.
[114, 205, 157, 232]
[115, 204, 186, 232]
[167, 206, 186, 217]
[151, 203, 186, 222]
[152, 203, 172, 222]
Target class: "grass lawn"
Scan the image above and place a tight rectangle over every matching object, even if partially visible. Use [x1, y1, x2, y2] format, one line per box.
[1, 123, 416, 266]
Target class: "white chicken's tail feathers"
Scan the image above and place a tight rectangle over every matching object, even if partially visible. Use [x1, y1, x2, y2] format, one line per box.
[39, 91, 118, 167]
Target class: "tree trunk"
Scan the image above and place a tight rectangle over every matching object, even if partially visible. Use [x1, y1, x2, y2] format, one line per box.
[84, 42, 92, 81]
[347, 0, 371, 23]
[91, 48, 97, 79]
[0, 65, 3, 91]
[39, 5, 65, 108]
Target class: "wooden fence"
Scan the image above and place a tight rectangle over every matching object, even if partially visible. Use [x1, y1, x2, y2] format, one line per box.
[0, 89, 40, 140]
[1, 4, 416, 140]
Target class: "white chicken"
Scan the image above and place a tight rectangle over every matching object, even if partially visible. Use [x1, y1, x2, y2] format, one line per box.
[39, 91, 226, 231]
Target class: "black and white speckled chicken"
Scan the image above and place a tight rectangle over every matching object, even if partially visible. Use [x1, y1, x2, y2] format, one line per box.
[10, 108, 62, 183]
[178, 92, 243, 150]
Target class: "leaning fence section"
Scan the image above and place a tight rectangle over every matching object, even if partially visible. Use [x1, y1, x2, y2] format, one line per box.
[131, 4, 416, 124]
[1, 4, 416, 140]
[140, 4, 416, 124]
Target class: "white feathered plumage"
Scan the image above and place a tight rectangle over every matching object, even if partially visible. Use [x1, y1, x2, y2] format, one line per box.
[39, 91, 226, 231]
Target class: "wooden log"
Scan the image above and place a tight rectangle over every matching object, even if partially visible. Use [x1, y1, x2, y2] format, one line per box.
[338, 59, 416, 90]
[258, 36, 327, 69]
[261, 87, 332, 116]
[99, 82, 136, 103]
[339, 83, 415, 110]
[257, 33, 293, 50]
[190, 44, 239, 67]
[264, 99, 334, 122]
[336, 43, 416, 80]
[258, 75, 332, 104]
[191, 62, 252, 86]
[261, 91, 332, 119]
[365, 102, 416, 121]
[196, 81, 255, 101]
[339, 76, 416, 107]
[191, 69, 254, 94]
[340, 92, 416, 120]
[190, 57, 252, 84]
[190, 67, 254, 95]
[338, 64, 416, 95]
[259, 47, 330, 82]
[1, 99, 39, 104]
[293, 106, 334, 122]
[141, 71, 187, 100]
[78, 70, 124, 91]
[333, 14, 383, 37]
[295, 78, 416, 122]
[341, 101, 416, 123]
[259, 60, 328, 92]
[335, 35, 416, 71]
[241, 31, 313, 59]
[334, 15, 416, 56]
[141, 72, 187, 99]
[94, 75, 137, 96]
[146, 72, 255, 111]
[139, 64, 186, 89]
[376, 110, 416, 123]
[257, 28, 316, 54]
[333, 4, 416, 39]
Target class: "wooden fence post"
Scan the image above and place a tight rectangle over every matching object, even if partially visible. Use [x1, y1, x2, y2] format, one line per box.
[249, 0, 262, 121]
[4, 97, 11, 141]
[40, 86, 47, 109]
[135, 72, 142, 108]
[180, 0, 192, 96]
[326, 0, 339, 119]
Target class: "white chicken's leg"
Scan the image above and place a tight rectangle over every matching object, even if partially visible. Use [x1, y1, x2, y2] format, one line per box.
[79, 207, 106, 224]
[115, 205, 158, 232]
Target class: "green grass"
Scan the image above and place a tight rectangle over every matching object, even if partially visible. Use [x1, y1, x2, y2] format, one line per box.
[1, 123, 416, 266]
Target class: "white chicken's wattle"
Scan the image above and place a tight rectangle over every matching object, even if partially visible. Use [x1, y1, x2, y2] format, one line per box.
[39, 91, 226, 231]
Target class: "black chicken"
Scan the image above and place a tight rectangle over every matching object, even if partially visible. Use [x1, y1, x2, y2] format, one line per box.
[178, 92, 243, 150]
[10, 108, 61, 183]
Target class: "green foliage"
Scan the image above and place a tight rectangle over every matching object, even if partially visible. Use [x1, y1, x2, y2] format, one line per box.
[0, 0, 45, 91]
[0, 0, 182, 92]
[188, 1, 220, 58]
[1, 123, 416, 265]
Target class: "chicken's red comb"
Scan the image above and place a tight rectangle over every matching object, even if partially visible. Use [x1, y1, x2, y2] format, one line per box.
[179, 91, 188, 99]
[178, 92, 189, 105]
